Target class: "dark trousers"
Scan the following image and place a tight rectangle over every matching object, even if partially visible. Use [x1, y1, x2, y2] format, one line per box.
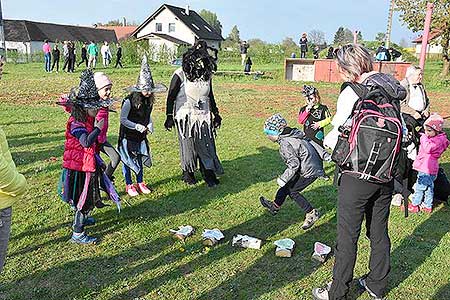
[68, 57, 75, 72]
[63, 56, 69, 71]
[115, 56, 123, 68]
[100, 141, 120, 179]
[329, 174, 393, 300]
[274, 175, 316, 213]
[0, 207, 12, 273]
[51, 58, 60, 72]
[73, 210, 88, 233]
[77, 56, 88, 68]
[300, 51, 307, 58]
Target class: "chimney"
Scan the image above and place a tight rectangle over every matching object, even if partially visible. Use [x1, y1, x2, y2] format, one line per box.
[123, 17, 126, 27]
[185, 5, 190, 15]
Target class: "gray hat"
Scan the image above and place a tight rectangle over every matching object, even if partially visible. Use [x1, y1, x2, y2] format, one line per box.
[126, 55, 167, 93]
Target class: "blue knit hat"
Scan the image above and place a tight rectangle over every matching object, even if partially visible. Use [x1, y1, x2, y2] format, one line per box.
[264, 113, 287, 136]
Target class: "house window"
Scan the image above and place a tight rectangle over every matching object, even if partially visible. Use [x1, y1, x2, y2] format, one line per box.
[155, 23, 162, 32]
[192, 23, 200, 31]
[169, 23, 175, 32]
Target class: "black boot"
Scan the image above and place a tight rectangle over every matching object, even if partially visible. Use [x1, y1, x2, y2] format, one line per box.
[203, 170, 218, 188]
[182, 171, 197, 185]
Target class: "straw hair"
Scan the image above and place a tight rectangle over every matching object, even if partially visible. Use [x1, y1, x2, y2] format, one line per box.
[336, 44, 373, 81]
[405, 65, 422, 79]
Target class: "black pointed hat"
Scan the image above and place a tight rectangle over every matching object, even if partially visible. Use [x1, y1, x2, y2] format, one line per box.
[126, 55, 167, 93]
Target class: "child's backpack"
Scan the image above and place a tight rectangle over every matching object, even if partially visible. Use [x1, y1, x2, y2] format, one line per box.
[331, 81, 403, 183]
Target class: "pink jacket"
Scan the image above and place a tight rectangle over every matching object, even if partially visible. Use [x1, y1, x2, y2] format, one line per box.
[96, 107, 109, 144]
[413, 132, 449, 175]
[43, 43, 51, 53]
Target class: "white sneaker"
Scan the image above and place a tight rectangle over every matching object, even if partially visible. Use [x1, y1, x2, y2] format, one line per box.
[312, 282, 332, 300]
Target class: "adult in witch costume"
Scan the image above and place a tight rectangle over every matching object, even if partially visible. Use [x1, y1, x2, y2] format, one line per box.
[119, 55, 167, 197]
[58, 69, 120, 245]
[164, 40, 224, 187]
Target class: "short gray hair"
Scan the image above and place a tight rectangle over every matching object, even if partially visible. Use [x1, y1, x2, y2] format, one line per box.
[336, 44, 373, 81]
[405, 65, 422, 79]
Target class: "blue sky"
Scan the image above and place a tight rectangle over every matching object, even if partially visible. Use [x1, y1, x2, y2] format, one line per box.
[3, 0, 418, 44]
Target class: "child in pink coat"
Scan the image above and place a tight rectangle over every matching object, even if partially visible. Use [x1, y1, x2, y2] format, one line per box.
[408, 113, 449, 213]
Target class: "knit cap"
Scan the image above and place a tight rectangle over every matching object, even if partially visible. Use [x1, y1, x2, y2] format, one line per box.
[264, 113, 287, 136]
[424, 113, 444, 132]
[94, 72, 112, 91]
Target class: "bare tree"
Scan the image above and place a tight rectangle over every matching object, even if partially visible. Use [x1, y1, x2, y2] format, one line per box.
[309, 29, 326, 46]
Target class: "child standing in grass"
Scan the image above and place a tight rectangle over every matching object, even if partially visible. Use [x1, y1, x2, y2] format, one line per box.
[259, 114, 331, 230]
[94, 72, 120, 182]
[298, 85, 331, 147]
[407, 113, 449, 213]
[58, 70, 117, 244]
[118, 56, 167, 197]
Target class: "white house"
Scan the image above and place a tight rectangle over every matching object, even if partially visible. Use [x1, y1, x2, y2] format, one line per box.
[131, 4, 224, 60]
[3, 19, 117, 59]
[412, 30, 449, 58]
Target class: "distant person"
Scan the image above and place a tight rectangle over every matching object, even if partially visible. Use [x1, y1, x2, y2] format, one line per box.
[101, 41, 111, 67]
[115, 43, 123, 68]
[0, 102, 27, 272]
[62, 41, 70, 72]
[375, 42, 391, 61]
[67, 41, 76, 73]
[43, 40, 51, 72]
[313, 45, 320, 59]
[51, 44, 60, 73]
[400, 65, 430, 129]
[77, 42, 88, 68]
[244, 56, 252, 73]
[299, 33, 308, 58]
[240, 41, 249, 65]
[291, 52, 297, 58]
[389, 47, 402, 61]
[88, 41, 98, 69]
[326, 46, 334, 59]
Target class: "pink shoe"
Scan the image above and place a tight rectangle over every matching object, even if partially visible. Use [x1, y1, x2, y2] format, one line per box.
[126, 184, 139, 197]
[407, 203, 420, 213]
[420, 204, 433, 213]
[136, 182, 153, 194]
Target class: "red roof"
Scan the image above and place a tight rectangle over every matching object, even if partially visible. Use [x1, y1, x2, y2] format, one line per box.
[412, 29, 442, 43]
[98, 26, 137, 40]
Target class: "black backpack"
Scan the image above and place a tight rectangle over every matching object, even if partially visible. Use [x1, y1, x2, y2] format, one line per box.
[331, 81, 403, 183]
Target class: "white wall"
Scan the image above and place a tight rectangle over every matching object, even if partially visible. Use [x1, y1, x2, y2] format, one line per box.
[137, 8, 196, 45]
[5, 41, 29, 54]
[147, 36, 177, 61]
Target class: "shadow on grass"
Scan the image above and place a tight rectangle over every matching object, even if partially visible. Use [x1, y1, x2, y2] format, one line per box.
[388, 204, 450, 294]
[432, 281, 450, 300]
[4, 184, 336, 300]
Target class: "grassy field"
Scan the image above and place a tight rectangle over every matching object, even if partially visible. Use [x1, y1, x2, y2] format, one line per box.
[0, 60, 449, 300]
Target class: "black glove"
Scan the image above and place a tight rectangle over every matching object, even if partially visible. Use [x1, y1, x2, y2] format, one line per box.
[213, 113, 222, 129]
[164, 115, 175, 131]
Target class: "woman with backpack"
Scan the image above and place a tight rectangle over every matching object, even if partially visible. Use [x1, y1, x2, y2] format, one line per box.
[313, 44, 406, 300]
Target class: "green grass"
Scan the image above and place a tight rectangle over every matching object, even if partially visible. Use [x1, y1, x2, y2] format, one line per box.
[0, 61, 449, 300]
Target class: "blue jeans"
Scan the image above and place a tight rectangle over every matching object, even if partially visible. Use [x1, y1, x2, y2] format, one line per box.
[412, 172, 436, 209]
[122, 156, 143, 185]
[44, 53, 51, 72]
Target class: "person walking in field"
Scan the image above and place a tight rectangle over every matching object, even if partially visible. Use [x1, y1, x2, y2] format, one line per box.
[88, 41, 98, 69]
[51, 44, 60, 73]
[77, 42, 89, 68]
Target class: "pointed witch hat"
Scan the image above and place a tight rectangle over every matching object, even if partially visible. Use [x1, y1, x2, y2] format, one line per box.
[58, 69, 113, 109]
[126, 55, 167, 93]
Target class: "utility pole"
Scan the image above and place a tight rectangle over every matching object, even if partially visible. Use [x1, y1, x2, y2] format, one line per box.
[385, 0, 395, 48]
[0, 0, 5, 57]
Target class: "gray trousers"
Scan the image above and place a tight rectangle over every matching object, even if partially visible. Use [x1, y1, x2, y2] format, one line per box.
[0, 207, 12, 274]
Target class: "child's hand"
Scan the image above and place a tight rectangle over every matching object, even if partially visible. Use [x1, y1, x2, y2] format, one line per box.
[95, 118, 105, 130]
[135, 124, 146, 133]
[310, 121, 321, 130]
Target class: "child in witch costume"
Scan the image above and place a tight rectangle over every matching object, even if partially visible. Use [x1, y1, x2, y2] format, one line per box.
[94, 72, 121, 182]
[164, 40, 224, 187]
[119, 56, 167, 197]
[298, 85, 331, 147]
[58, 70, 120, 245]
[259, 114, 331, 230]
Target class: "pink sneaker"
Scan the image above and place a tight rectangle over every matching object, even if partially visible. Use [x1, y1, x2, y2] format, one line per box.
[126, 184, 139, 197]
[420, 204, 433, 214]
[136, 182, 153, 194]
[407, 203, 420, 213]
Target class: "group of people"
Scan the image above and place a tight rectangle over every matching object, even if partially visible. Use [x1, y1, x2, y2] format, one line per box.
[375, 42, 402, 62]
[1, 40, 449, 300]
[42, 40, 124, 73]
[257, 45, 448, 300]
